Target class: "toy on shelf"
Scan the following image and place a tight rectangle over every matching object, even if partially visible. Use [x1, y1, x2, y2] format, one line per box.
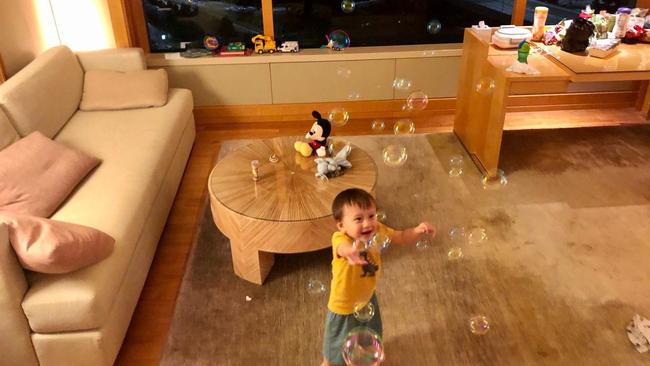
[219, 42, 251, 56]
[315, 144, 352, 180]
[324, 30, 351, 51]
[277, 41, 299, 53]
[294, 111, 331, 157]
[506, 40, 539, 75]
[252, 34, 276, 54]
[203, 35, 220, 55]
[559, 17, 595, 53]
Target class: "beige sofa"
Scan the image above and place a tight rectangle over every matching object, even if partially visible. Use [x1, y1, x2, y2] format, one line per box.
[0, 46, 195, 365]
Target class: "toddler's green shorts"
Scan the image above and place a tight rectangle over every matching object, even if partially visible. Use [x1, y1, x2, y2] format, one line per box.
[322, 293, 382, 366]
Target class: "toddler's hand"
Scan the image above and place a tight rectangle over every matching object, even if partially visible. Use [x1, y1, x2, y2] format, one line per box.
[345, 240, 368, 266]
[415, 222, 436, 237]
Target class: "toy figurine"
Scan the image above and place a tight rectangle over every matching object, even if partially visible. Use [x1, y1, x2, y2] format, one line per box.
[517, 40, 531, 64]
[314, 143, 352, 180]
[294, 111, 331, 157]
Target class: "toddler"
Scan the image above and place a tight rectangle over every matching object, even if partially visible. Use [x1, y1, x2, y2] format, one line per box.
[321, 188, 435, 366]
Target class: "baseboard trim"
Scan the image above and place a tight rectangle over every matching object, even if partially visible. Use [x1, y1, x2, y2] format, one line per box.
[194, 90, 639, 126]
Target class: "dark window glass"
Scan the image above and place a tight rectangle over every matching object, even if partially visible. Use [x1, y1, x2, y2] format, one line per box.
[143, 0, 263, 52]
[272, 0, 514, 48]
[523, 0, 637, 25]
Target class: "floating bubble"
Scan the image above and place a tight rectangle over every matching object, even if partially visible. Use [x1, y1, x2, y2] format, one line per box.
[375, 210, 386, 222]
[327, 138, 352, 156]
[393, 119, 415, 135]
[416, 232, 435, 250]
[341, 0, 355, 14]
[475, 78, 496, 96]
[422, 50, 436, 57]
[337, 67, 352, 78]
[328, 108, 350, 127]
[468, 227, 488, 245]
[481, 169, 508, 190]
[392, 78, 412, 91]
[342, 327, 384, 366]
[469, 315, 490, 335]
[447, 247, 463, 260]
[382, 144, 408, 167]
[368, 231, 391, 252]
[371, 120, 385, 133]
[448, 155, 464, 177]
[307, 279, 326, 295]
[328, 29, 351, 50]
[406, 91, 428, 111]
[449, 226, 466, 243]
[348, 91, 361, 100]
[353, 301, 375, 322]
[426, 19, 442, 34]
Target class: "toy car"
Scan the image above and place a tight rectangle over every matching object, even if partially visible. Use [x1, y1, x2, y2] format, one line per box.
[227, 42, 246, 51]
[277, 41, 299, 53]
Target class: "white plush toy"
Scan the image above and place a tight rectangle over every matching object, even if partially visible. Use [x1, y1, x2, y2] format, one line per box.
[315, 145, 352, 180]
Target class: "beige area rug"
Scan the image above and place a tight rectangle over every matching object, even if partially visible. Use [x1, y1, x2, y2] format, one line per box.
[161, 126, 650, 366]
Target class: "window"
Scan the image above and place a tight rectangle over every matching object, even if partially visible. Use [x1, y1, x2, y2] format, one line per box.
[523, 0, 638, 25]
[272, 0, 514, 48]
[143, 0, 263, 52]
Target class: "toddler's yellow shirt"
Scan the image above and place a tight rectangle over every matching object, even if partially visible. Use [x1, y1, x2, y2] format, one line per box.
[327, 223, 394, 314]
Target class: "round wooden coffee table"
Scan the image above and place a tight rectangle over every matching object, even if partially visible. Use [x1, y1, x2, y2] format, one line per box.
[208, 136, 377, 284]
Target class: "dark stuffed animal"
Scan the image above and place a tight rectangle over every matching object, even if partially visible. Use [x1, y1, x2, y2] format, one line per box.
[294, 110, 331, 157]
[560, 17, 595, 53]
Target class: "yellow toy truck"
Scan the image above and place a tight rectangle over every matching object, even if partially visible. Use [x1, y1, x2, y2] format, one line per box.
[251, 35, 276, 54]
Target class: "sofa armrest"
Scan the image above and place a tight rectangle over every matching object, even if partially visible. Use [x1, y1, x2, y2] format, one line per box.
[76, 48, 146, 73]
[0, 224, 38, 365]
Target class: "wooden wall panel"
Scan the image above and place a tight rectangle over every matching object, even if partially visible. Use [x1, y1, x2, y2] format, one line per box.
[395, 57, 462, 98]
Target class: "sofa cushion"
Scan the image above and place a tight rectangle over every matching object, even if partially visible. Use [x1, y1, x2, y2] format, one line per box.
[80, 69, 168, 111]
[1, 212, 115, 274]
[0, 46, 83, 138]
[22, 88, 193, 333]
[0, 131, 100, 217]
[0, 109, 18, 150]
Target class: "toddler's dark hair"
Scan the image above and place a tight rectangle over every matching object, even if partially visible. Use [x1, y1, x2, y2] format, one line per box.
[332, 188, 376, 221]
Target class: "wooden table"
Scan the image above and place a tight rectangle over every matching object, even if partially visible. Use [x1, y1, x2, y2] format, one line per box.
[454, 28, 650, 177]
[208, 136, 377, 284]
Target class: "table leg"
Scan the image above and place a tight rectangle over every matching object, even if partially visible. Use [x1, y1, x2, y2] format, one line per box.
[230, 239, 275, 285]
[640, 81, 650, 120]
[480, 72, 509, 178]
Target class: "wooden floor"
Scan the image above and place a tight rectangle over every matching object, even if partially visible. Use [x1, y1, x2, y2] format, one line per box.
[114, 108, 647, 365]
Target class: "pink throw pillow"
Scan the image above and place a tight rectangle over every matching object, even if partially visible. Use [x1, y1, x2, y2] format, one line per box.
[0, 212, 115, 273]
[0, 131, 100, 217]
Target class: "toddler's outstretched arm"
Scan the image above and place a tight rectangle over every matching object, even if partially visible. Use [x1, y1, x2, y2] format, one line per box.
[390, 222, 436, 246]
[337, 240, 368, 265]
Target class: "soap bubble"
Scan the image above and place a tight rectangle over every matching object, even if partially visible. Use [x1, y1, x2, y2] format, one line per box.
[307, 279, 326, 295]
[337, 67, 352, 78]
[392, 78, 412, 91]
[449, 226, 466, 243]
[447, 247, 463, 260]
[348, 91, 361, 100]
[416, 232, 435, 250]
[427, 19, 442, 34]
[448, 155, 464, 177]
[368, 231, 391, 252]
[342, 327, 384, 366]
[375, 210, 386, 222]
[469, 315, 490, 335]
[475, 78, 496, 96]
[371, 120, 385, 133]
[422, 50, 436, 57]
[328, 30, 351, 50]
[327, 138, 352, 156]
[468, 227, 488, 245]
[406, 91, 428, 111]
[382, 145, 408, 167]
[393, 119, 415, 135]
[353, 301, 375, 322]
[481, 169, 508, 190]
[341, 0, 355, 13]
[328, 108, 350, 127]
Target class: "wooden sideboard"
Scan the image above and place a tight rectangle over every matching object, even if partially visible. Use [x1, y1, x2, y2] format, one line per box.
[454, 28, 650, 178]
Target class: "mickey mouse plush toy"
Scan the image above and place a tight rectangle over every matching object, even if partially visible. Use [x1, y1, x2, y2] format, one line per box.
[294, 111, 331, 157]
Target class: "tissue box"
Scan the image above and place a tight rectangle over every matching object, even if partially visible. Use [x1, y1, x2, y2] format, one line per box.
[588, 39, 620, 58]
[472, 25, 492, 43]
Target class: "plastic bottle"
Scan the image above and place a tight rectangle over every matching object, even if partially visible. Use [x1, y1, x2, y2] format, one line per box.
[613, 7, 631, 38]
[532, 6, 549, 41]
